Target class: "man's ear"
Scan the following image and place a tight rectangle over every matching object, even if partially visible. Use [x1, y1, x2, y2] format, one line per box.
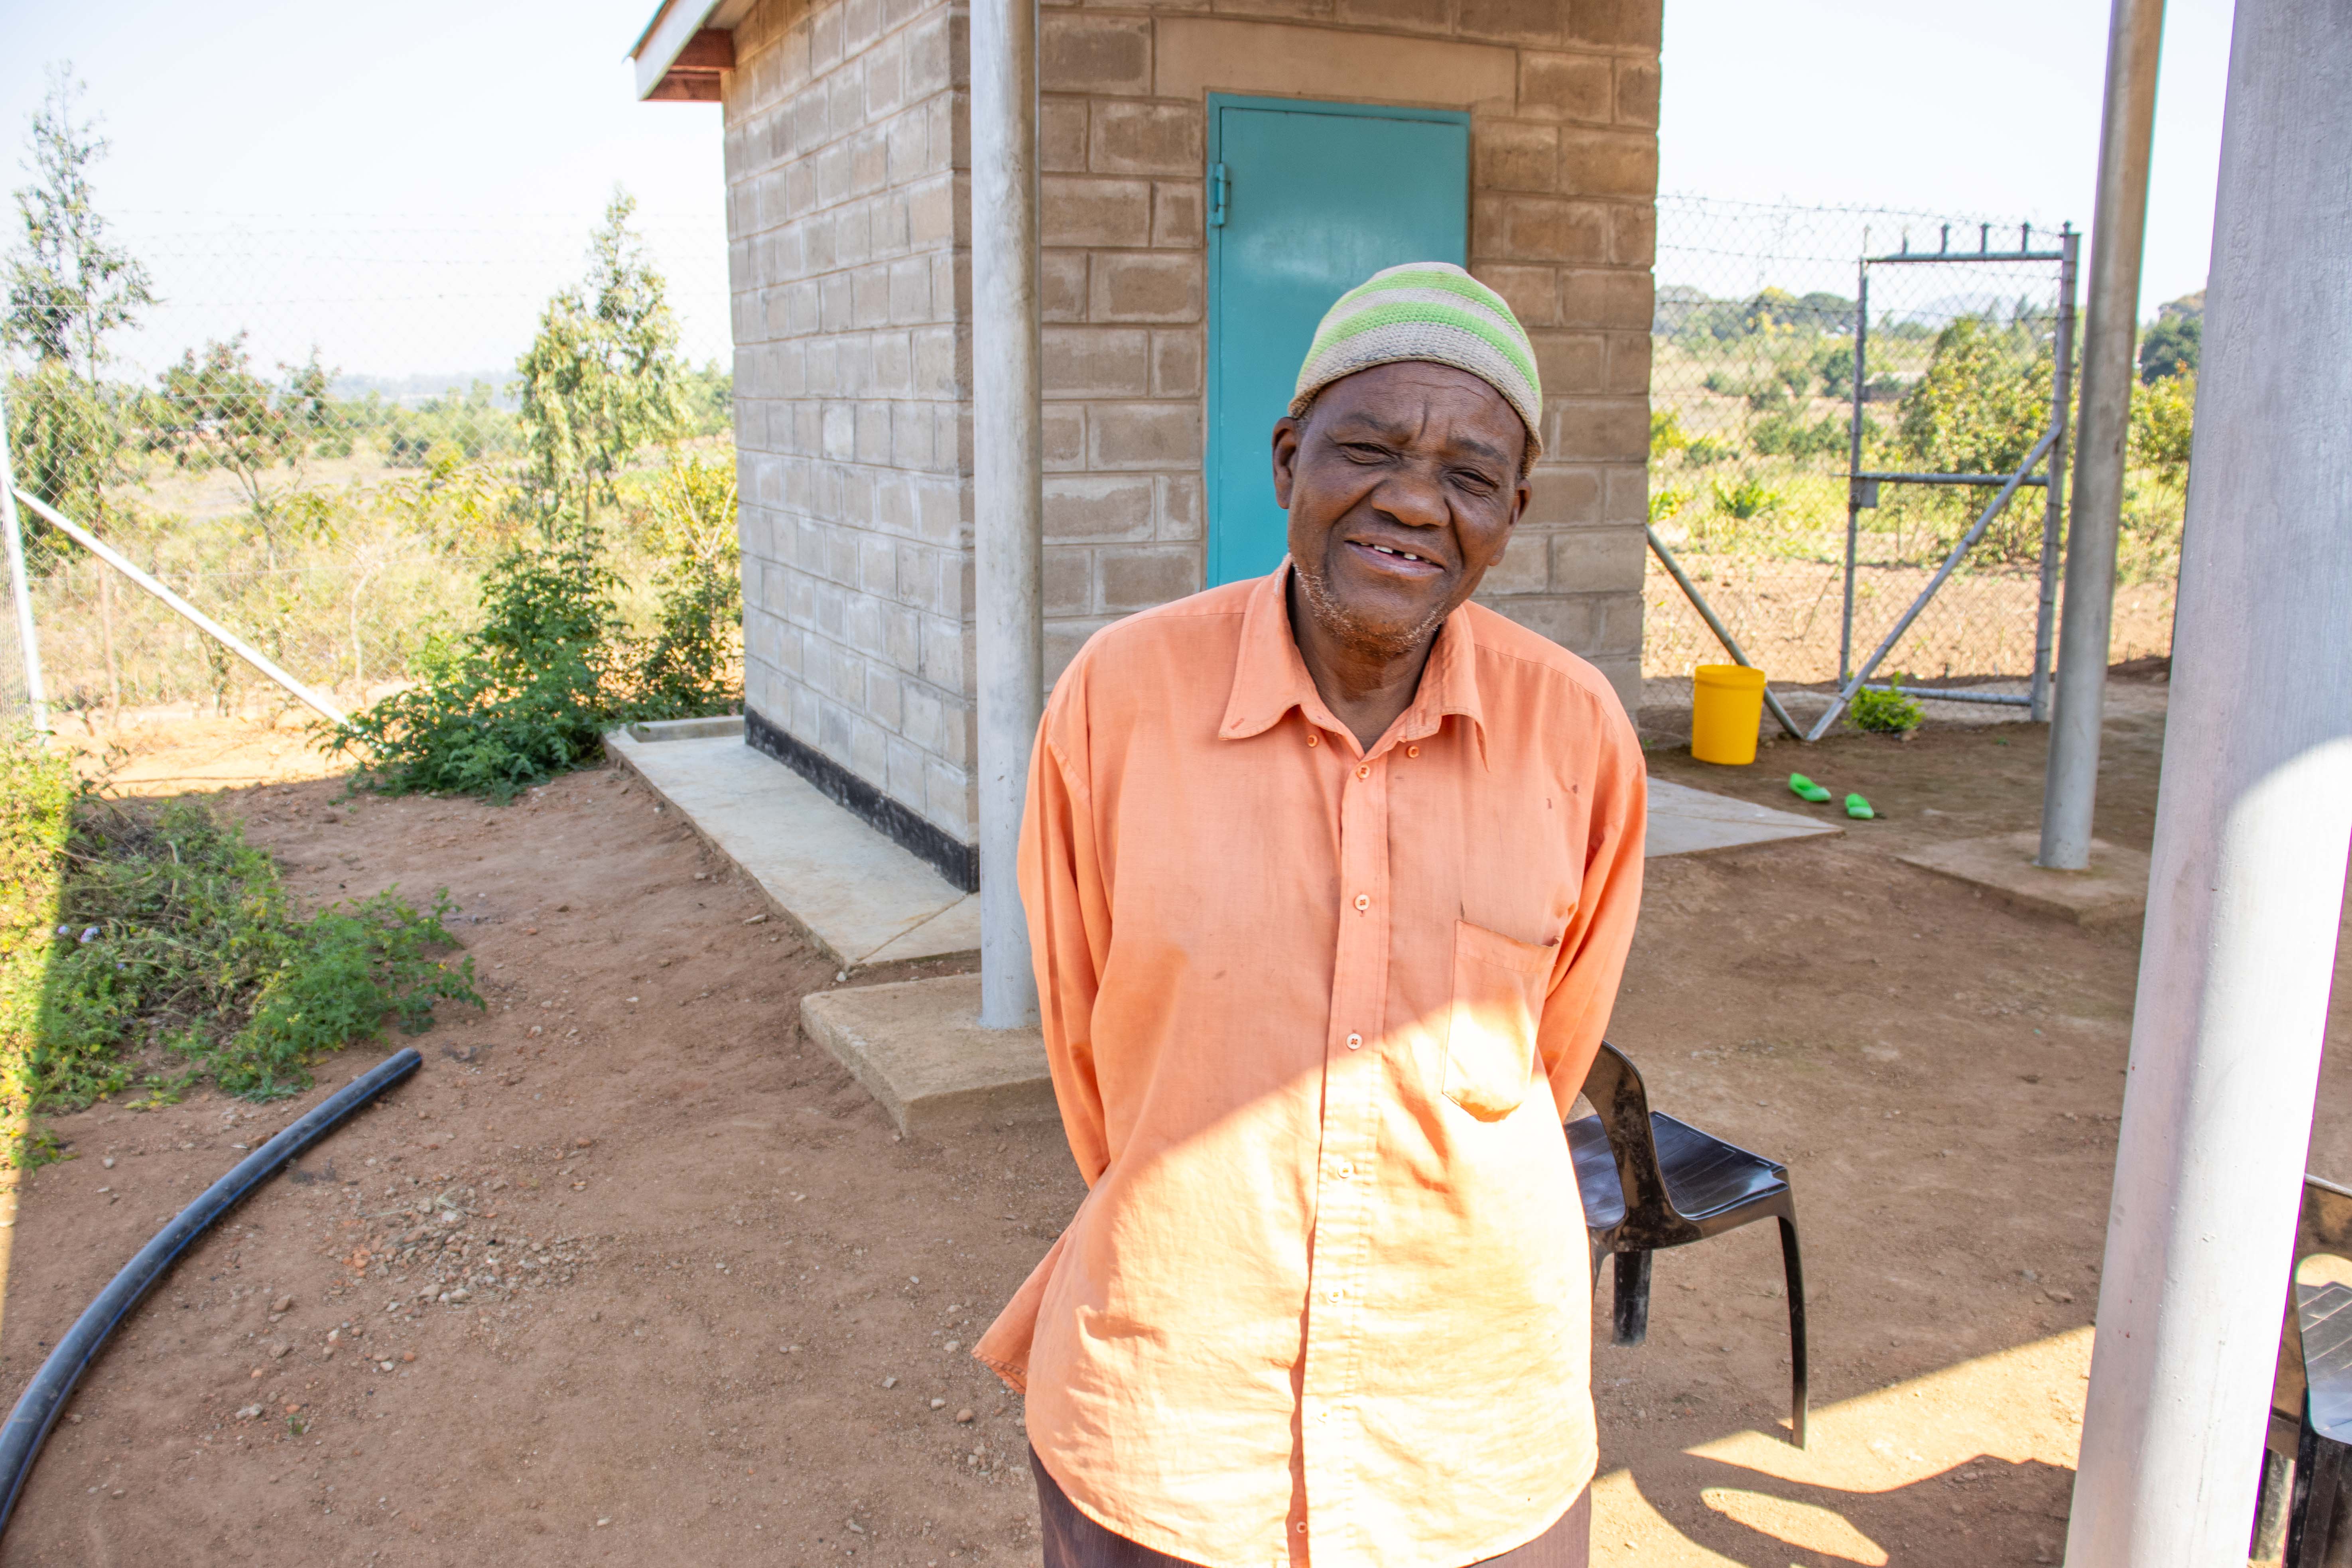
[1271, 417, 1303, 511]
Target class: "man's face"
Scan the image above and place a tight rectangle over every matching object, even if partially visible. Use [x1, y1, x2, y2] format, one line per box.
[1272, 361, 1531, 659]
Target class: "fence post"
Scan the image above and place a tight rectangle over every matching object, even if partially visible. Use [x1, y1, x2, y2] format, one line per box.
[2039, 0, 2165, 868]
[0, 384, 49, 741]
[2030, 227, 2079, 725]
[1839, 259, 1868, 687]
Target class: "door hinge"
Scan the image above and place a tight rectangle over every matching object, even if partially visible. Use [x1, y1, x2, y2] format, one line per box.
[1209, 162, 1229, 229]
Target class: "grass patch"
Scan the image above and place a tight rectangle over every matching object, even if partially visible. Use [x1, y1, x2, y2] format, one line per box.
[23, 768, 481, 1129]
[0, 730, 76, 1164]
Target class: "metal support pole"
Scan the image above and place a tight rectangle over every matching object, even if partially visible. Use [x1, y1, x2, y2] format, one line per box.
[2030, 226, 2079, 724]
[2062, 5, 2352, 1562]
[1839, 261, 1868, 686]
[14, 489, 346, 727]
[971, 0, 1043, 1030]
[2039, 0, 2165, 869]
[0, 389, 48, 739]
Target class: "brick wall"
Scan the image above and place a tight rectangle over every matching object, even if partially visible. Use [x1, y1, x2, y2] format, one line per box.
[719, 0, 1658, 872]
[1034, 1, 1661, 706]
[724, 0, 979, 853]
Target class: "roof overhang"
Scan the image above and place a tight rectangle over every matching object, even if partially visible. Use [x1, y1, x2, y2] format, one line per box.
[629, 0, 755, 101]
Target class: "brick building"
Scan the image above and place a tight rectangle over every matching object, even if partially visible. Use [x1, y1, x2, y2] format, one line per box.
[633, 0, 1661, 890]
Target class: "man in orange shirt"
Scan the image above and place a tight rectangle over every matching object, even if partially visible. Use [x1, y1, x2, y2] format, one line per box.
[977, 262, 1648, 1567]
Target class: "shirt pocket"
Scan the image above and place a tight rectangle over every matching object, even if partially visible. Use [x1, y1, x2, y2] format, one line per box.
[1442, 919, 1556, 1121]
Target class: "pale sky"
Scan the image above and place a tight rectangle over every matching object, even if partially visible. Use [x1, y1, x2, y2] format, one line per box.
[0, 0, 2232, 378]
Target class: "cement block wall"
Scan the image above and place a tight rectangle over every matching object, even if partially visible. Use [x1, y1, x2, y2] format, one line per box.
[724, 0, 980, 862]
[1033, 5, 1659, 700]
[721, 0, 1659, 880]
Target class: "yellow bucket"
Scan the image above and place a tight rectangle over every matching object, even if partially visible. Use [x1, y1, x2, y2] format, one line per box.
[1690, 664, 1767, 766]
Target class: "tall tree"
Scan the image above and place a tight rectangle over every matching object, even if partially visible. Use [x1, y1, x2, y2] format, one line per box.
[515, 191, 685, 528]
[3, 64, 154, 715]
[4, 64, 153, 380]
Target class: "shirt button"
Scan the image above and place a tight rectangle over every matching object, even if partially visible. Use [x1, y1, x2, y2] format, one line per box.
[1335, 1161, 1355, 1180]
[1345, 1032, 1363, 1050]
[1355, 764, 1369, 780]
[1327, 1286, 1345, 1302]
[1296, 1523, 1309, 1534]
[1407, 745, 1420, 758]
[1306, 732, 1319, 748]
[1354, 893, 1370, 912]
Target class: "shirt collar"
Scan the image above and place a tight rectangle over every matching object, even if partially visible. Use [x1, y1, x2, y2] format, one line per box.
[1219, 561, 1489, 759]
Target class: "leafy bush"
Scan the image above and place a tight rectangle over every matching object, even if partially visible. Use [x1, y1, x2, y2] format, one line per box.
[330, 451, 742, 799]
[1684, 436, 1735, 467]
[1892, 315, 2057, 564]
[1649, 406, 1688, 457]
[35, 794, 481, 1105]
[1895, 316, 2052, 479]
[2139, 306, 2200, 384]
[1711, 476, 1784, 520]
[1647, 486, 1693, 526]
[1850, 679, 1924, 734]
[2131, 371, 2196, 489]
[630, 453, 743, 719]
[327, 528, 623, 800]
[1749, 410, 1848, 459]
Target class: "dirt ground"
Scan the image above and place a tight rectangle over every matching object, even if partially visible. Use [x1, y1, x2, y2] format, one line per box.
[4, 672, 2347, 1567]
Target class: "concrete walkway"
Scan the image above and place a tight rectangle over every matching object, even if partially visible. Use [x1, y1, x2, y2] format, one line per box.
[1648, 779, 1838, 857]
[606, 722, 981, 974]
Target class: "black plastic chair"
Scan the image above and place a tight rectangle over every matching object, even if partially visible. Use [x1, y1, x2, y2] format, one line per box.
[1566, 1041, 1808, 1448]
[2254, 1173, 2352, 1564]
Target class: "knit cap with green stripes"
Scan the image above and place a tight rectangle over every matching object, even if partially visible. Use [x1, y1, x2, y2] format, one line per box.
[1290, 261, 1543, 466]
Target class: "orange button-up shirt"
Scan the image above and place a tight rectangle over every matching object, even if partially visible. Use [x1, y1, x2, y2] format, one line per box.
[976, 564, 1647, 1568]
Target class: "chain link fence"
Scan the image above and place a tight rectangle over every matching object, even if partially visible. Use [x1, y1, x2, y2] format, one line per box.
[6, 195, 2189, 737]
[1643, 196, 2185, 720]
[2, 207, 729, 733]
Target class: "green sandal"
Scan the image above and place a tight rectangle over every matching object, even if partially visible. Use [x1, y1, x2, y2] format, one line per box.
[1844, 793, 1875, 820]
[1788, 773, 1832, 803]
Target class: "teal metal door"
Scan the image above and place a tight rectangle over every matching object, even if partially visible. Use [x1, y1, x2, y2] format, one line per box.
[1206, 97, 1470, 586]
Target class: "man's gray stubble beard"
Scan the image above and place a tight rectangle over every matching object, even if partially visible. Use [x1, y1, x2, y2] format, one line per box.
[1292, 554, 1451, 663]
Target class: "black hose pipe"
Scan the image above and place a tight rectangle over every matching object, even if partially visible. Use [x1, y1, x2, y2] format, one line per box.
[0, 1047, 422, 1538]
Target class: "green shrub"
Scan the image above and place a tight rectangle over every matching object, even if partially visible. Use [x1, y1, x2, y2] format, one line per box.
[1711, 476, 1784, 520]
[630, 453, 742, 718]
[1749, 410, 1848, 459]
[327, 528, 624, 801]
[0, 730, 74, 1163]
[330, 451, 743, 799]
[1850, 678, 1924, 734]
[34, 793, 481, 1108]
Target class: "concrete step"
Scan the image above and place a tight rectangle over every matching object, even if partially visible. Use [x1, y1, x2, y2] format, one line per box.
[800, 974, 1056, 1137]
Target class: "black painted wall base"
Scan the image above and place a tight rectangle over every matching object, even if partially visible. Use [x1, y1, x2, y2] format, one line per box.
[744, 706, 979, 893]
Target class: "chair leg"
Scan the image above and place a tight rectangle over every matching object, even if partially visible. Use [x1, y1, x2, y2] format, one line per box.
[2255, 1444, 2293, 1562]
[2288, 1414, 2349, 1568]
[1777, 1213, 1808, 1450]
[1612, 1251, 1651, 1347]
